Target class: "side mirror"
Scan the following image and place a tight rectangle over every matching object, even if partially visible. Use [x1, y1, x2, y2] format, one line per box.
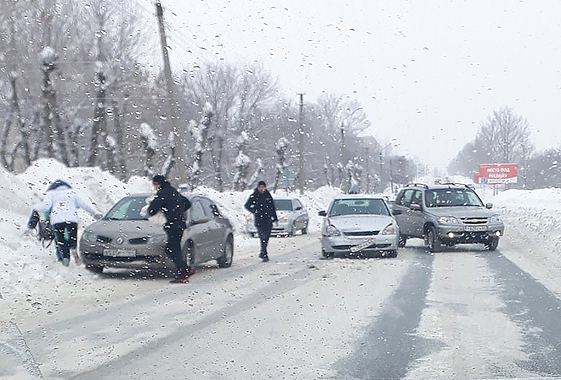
[410, 204, 422, 211]
[392, 209, 403, 216]
[295, 206, 303, 211]
[318, 210, 327, 217]
[486, 203, 493, 209]
[191, 218, 209, 225]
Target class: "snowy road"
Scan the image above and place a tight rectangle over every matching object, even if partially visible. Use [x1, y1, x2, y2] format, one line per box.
[3, 233, 561, 380]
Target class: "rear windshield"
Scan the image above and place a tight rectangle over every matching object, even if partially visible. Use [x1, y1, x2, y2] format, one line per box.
[274, 199, 293, 211]
[104, 197, 148, 221]
[425, 189, 484, 208]
[329, 198, 390, 217]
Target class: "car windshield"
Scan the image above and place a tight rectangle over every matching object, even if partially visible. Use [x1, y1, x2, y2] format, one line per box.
[274, 199, 293, 211]
[104, 197, 148, 221]
[329, 198, 390, 217]
[425, 189, 484, 208]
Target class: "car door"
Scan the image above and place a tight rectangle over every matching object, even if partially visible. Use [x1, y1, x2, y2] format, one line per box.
[393, 189, 414, 236]
[293, 199, 307, 229]
[408, 190, 426, 238]
[187, 198, 212, 262]
[200, 197, 225, 259]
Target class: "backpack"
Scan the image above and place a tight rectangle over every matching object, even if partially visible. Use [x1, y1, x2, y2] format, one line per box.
[28, 209, 55, 247]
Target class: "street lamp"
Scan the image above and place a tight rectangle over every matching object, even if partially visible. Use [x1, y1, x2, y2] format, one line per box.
[379, 139, 399, 194]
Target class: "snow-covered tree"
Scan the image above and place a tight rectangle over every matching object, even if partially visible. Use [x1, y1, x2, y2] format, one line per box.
[189, 103, 213, 188]
[273, 137, 290, 192]
[233, 131, 251, 191]
[139, 123, 157, 177]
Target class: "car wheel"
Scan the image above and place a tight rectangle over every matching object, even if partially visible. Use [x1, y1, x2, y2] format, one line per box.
[386, 250, 398, 258]
[398, 235, 407, 248]
[321, 249, 334, 259]
[301, 226, 308, 235]
[250, 232, 257, 238]
[427, 226, 442, 253]
[288, 224, 295, 237]
[486, 237, 499, 251]
[217, 237, 234, 268]
[85, 264, 103, 274]
[184, 242, 196, 268]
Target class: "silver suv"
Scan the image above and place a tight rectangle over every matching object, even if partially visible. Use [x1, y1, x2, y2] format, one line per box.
[392, 183, 505, 252]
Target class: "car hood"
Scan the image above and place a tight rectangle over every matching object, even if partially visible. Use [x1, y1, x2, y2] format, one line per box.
[328, 215, 394, 232]
[85, 220, 166, 238]
[425, 207, 495, 218]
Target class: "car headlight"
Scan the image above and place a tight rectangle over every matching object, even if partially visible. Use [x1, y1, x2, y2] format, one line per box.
[246, 215, 253, 222]
[326, 225, 341, 237]
[282, 215, 289, 222]
[438, 216, 460, 225]
[381, 224, 396, 235]
[83, 230, 96, 242]
[490, 215, 502, 223]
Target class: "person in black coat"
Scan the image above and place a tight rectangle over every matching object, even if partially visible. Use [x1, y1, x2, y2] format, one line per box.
[245, 181, 278, 262]
[148, 175, 192, 283]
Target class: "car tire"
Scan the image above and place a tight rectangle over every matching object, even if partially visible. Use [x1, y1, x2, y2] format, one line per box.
[184, 242, 196, 269]
[288, 224, 295, 237]
[217, 237, 234, 268]
[85, 264, 103, 274]
[386, 250, 398, 258]
[250, 232, 257, 238]
[302, 226, 308, 235]
[427, 226, 442, 253]
[486, 237, 499, 251]
[321, 249, 334, 259]
[398, 235, 407, 248]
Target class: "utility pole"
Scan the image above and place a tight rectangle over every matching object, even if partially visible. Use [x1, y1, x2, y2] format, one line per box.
[156, 1, 187, 181]
[297, 93, 305, 194]
[365, 147, 370, 193]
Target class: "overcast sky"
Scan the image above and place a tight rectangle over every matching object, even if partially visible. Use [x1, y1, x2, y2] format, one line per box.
[141, 0, 561, 168]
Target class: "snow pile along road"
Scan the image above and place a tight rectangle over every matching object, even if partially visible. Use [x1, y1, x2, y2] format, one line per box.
[494, 188, 561, 259]
[0, 159, 152, 297]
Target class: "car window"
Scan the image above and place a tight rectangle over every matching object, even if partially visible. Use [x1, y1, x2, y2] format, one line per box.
[294, 200, 304, 210]
[411, 190, 423, 205]
[190, 200, 207, 222]
[329, 198, 390, 217]
[104, 197, 147, 221]
[200, 198, 221, 218]
[425, 189, 484, 208]
[274, 199, 293, 211]
[398, 190, 414, 207]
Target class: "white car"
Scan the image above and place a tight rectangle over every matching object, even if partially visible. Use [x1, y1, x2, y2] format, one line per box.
[319, 195, 400, 258]
[246, 197, 309, 237]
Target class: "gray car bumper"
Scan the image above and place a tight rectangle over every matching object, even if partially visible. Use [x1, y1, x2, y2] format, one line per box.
[321, 234, 398, 255]
[435, 223, 505, 242]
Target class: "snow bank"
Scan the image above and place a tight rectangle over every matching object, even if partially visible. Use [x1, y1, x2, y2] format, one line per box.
[493, 188, 561, 257]
[0, 159, 153, 297]
[191, 185, 343, 234]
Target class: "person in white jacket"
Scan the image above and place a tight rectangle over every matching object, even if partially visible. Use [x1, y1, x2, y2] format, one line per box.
[34, 180, 102, 267]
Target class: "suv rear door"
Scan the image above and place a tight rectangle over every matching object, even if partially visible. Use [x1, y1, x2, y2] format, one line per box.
[394, 189, 414, 235]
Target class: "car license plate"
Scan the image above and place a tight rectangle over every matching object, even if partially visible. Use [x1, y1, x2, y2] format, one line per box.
[350, 238, 376, 253]
[104, 248, 136, 257]
[465, 226, 487, 232]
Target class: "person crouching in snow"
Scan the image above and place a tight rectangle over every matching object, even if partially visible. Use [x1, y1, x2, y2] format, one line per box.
[33, 180, 102, 267]
[245, 181, 278, 262]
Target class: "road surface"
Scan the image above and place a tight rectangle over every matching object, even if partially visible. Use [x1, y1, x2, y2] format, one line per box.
[3, 233, 561, 380]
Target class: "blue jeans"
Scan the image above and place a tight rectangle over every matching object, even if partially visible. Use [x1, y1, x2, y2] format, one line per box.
[256, 221, 273, 257]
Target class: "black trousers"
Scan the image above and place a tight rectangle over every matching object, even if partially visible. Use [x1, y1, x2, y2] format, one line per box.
[256, 220, 273, 257]
[165, 225, 187, 278]
[53, 222, 78, 260]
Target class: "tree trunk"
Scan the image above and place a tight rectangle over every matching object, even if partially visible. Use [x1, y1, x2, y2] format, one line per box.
[10, 75, 31, 168]
[112, 101, 126, 179]
[87, 70, 106, 167]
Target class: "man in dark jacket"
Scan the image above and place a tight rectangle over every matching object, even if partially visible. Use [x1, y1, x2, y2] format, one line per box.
[148, 175, 192, 283]
[245, 181, 278, 262]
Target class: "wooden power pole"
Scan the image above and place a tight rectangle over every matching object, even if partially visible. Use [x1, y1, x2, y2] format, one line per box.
[156, 2, 187, 181]
[297, 93, 305, 194]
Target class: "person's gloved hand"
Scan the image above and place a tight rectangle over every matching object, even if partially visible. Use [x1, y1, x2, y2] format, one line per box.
[94, 213, 104, 220]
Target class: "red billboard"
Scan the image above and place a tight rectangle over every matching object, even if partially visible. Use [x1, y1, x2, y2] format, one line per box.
[477, 163, 518, 184]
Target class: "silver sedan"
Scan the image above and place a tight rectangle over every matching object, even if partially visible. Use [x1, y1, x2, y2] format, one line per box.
[319, 195, 400, 258]
[245, 197, 309, 237]
[80, 194, 234, 274]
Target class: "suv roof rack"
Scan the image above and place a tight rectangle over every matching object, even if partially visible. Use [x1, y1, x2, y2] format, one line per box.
[405, 183, 429, 189]
[439, 182, 474, 189]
